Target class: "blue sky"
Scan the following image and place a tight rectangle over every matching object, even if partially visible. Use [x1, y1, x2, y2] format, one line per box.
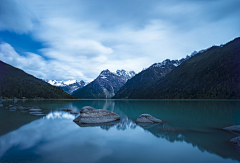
[0, 0, 239, 81]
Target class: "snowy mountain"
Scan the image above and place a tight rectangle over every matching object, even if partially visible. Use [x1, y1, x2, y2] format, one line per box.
[45, 80, 87, 94]
[113, 58, 187, 99]
[45, 80, 78, 87]
[116, 70, 136, 81]
[114, 37, 240, 99]
[72, 69, 136, 99]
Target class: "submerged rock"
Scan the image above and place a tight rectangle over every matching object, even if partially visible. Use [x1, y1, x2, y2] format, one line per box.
[17, 106, 29, 110]
[224, 125, 240, 134]
[230, 136, 240, 148]
[29, 112, 43, 115]
[73, 106, 120, 124]
[30, 113, 45, 116]
[77, 121, 119, 127]
[59, 108, 72, 111]
[9, 106, 17, 111]
[136, 114, 162, 123]
[70, 110, 79, 114]
[0, 104, 3, 107]
[29, 108, 42, 112]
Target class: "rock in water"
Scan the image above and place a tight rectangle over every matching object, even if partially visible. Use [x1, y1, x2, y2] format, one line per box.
[29, 112, 43, 114]
[136, 114, 162, 123]
[73, 106, 120, 124]
[9, 106, 17, 111]
[223, 125, 240, 134]
[80, 106, 96, 113]
[230, 136, 240, 148]
[59, 108, 72, 111]
[29, 108, 42, 112]
[70, 110, 79, 114]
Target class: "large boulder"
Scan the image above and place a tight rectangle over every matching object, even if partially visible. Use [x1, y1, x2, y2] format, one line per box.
[136, 114, 162, 123]
[80, 106, 96, 113]
[223, 125, 240, 134]
[73, 106, 120, 124]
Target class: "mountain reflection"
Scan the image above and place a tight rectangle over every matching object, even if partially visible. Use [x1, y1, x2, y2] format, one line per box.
[45, 112, 76, 120]
[0, 100, 240, 163]
[100, 117, 137, 131]
[94, 117, 240, 162]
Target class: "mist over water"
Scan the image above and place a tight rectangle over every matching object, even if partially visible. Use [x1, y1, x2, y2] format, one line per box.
[0, 99, 240, 163]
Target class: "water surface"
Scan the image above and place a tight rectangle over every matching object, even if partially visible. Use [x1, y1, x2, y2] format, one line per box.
[0, 99, 240, 163]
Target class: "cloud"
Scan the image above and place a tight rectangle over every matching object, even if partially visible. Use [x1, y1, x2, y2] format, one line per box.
[0, 0, 239, 81]
[0, 0, 37, 33]
[0, 42, 89, 81]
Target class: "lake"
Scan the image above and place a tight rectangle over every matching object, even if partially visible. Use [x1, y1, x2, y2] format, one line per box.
[0, 99, 240, 163]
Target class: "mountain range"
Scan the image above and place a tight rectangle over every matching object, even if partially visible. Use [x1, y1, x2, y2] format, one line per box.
[72, 69, 135, 98]
[113, 37, 240, 99]
[113, 58, 188, 99]
[45, 79, 87, 94]
[1, 37, 239, 99]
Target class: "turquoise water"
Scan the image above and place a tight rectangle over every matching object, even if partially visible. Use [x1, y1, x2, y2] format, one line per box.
[0, 99, 240, 163]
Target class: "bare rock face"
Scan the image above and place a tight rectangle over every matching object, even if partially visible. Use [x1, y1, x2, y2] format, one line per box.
[223, 125, 240, 134]
[73, 106, 120, 124]
[136, 114, 162, 123]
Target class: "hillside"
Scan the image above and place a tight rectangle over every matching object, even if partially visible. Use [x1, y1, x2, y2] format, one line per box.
[0, 61, 75, 99]
[114, 37, 240, 99]
[113, 59, 187, 99]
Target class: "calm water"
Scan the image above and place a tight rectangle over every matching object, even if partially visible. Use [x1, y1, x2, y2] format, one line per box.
[0, 99, 240, 163]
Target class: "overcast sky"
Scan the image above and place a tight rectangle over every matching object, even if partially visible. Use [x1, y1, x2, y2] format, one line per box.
[0, 0, 239, 82]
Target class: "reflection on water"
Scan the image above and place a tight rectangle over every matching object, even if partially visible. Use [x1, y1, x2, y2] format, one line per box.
[0, 100, 240, 163]
[45, 111, 77, 120]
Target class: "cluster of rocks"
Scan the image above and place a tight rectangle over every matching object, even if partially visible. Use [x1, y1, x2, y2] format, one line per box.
[223, 125, 240, 148]
[73, 106, 163, 126]
[58, 108, 79, 114]
[4, 104, 45, 116]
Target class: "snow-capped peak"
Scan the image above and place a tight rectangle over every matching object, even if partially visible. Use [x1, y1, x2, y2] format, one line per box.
[45, 79, 80, 87]
[116, 69, 136, 80]
[98, 69, 136, 81]
[100, 69, 111, 76]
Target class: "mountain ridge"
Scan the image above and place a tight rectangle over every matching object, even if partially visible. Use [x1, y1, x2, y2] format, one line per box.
[0, 60, 75, 99]
[113, 57, 188, 99]
[114, 37, 240, 99]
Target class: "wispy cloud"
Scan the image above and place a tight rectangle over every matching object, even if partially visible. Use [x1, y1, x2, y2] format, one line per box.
[0, 0, 239, 81]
